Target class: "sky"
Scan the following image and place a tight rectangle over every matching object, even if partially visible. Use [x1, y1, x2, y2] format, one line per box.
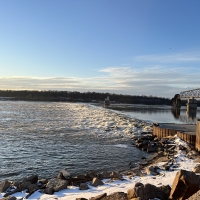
[0, 0, 200, 98]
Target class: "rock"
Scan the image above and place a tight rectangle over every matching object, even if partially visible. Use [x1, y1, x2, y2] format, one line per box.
[0, 196, 17, 200]
[186, 150, 199, 159]
[79, 183, 89, 190]
[12, 182, 20, 188]
[26, 175, 38, 184]
[110, 172, 120, 178]
[46, 178, 68, 192]
[193, 165, 200, 173]
[147, 146, 156, 153]
[155, 156, 169, 164]
[169, 169, 200, 200]
[145, 166, 159, 176]
[85, 171, 97, 179]
[0, 180, 11, 193]
[27, 184, 38, 193]
[132, 168, 145, 177]
[19, 181, 32, 191]
[90, 178, 104, 187]
[38, 179, 48, 184]
[106, 192, 128, 200]
[57, 170, 70, 180]
[178, 145, 186, 151]
[98, 171, 111, 179]
[41, 187, 54, 195]
[76, 198, 88, 200]
[127, 183, 168, 200]
[76, 174, 86, 179]
[90, 193, 107, 200]
[186, 189, 200, 200]
[194, 158, 200, 163]
[158, 185, 171, 197]
[160, 161, 173, 171]
[142, 146, 147, 151]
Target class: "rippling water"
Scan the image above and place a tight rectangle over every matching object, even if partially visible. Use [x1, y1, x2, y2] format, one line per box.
[0, 101, 149, 182]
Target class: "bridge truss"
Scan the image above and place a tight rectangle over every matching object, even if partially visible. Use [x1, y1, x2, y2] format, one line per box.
[180, 88, 200, 99]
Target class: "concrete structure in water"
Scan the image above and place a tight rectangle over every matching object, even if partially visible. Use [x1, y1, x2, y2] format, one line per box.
[186, 97, 197, 109]
[104, 96, 110, 107]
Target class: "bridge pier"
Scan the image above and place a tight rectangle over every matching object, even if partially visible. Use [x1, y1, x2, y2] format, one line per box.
[186, 97, 197, 109]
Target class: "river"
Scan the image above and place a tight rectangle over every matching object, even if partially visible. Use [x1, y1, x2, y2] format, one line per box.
[0, 101, 198, 182]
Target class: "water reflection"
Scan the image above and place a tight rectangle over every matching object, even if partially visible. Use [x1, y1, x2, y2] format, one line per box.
[107, 104, 200, 124]
[171, 107, 197, 124]
[171, 108, 180, 119]
[186, 107, 197, 120]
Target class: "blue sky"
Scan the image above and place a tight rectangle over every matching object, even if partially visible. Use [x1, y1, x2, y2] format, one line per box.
[0, 0, 200, 98]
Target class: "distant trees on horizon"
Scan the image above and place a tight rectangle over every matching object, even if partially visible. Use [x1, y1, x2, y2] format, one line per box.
[0, 90, 172, 105]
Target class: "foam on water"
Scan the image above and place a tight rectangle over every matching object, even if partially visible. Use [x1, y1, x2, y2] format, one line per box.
[113, 144, 128, 148]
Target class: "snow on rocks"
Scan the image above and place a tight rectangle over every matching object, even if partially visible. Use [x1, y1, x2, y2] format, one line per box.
[1, 134, 200, 200]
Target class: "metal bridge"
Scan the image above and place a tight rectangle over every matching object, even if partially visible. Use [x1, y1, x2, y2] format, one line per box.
[180, 88, 200, 99]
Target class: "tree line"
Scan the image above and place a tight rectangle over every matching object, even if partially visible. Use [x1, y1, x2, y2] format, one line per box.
[0, 90, 172, 105]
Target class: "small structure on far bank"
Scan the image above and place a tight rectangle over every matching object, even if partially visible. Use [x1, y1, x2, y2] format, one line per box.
[104, 96, 110, 107]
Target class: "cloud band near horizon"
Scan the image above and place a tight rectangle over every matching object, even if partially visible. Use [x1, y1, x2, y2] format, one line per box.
[0, 65, 200, 98]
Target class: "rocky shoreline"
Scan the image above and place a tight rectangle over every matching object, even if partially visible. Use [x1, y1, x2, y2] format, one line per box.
[1, 132, 200, 200]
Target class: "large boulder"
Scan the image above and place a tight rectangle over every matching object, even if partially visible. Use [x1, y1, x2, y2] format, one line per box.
[79, 183, 89, 190]
[57, 170, 70, 180]
[0, 180, 10, 193]
[38, 179, 48, 184]
[90, 178, 104, 187]
[46, 178, 68, 192]
[85, 171, 97, 179]
[27, 183, 38, 193]
[106, 192, 128, 200]
[90, 192, 128, 200]
[145, 165, 159, 176]
[127, 182, 169, 200]
[186, 189, 200, 200]
[26, 175, 38, 184]
[98, 171, 111, 179]
[159, 185, 171, 197]
[169, 169, 200, 200]
[19, 181, 32, 191]
[90, 193, 107, 200]
[40, 187, 54, 195]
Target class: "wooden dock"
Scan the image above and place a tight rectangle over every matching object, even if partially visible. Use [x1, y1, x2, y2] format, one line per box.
[153, 123, 196, 146]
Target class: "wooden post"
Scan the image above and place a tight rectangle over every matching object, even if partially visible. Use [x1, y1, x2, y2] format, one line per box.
[196, 119, 200, 151]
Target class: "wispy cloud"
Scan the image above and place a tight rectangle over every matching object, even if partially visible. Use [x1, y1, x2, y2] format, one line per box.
[134, 52, 200, 63]
[0, 65, 199, 98]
